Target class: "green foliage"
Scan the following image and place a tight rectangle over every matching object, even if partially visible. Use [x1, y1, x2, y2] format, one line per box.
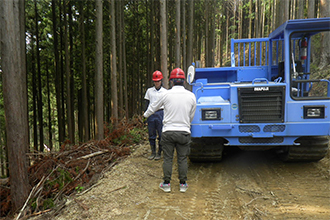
[129, 127, 144, 143]
[75, 185, 84, 193]
[43, 198, 55, 209]
[46, 168, 73, 190]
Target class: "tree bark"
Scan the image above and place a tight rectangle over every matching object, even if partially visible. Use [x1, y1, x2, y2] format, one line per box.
[78, 1, 89, 142]
[0, 0, 30, 211]
[111, 0, 118, 122]
[160, 0, 168, 88]
[182, 0, 187, 71]
[248, 0, 252, 38]
[64, 0, 74, 143]
[175, 0, 181, 68]
[308, 0, 315, 18]
[35, 0, 44, 152]
[297, 0, 304, 19]
[319, 0, 330, 69]
[95, 0, 104, 139]
[52, 0, 65, 144]
[118, 0, 124, 119]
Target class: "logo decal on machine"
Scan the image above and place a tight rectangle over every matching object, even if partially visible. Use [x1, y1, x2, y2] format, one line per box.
[254, 87, 269, 91]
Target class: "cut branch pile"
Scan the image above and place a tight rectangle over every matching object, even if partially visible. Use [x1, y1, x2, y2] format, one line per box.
[0, 116, 146, 219]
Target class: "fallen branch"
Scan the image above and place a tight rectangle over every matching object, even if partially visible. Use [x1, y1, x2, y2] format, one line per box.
[54, 159, 91, 202]
[74, 199, 89, 211]
[76, 181, 102, 196]
[16, 176, 46, 220]
[108, 185, 126, 193]
[244, 196, 270, 206]
[236, 186, 262, 195]
[77, 150, 109, 160]
[21, 209, 52, 220]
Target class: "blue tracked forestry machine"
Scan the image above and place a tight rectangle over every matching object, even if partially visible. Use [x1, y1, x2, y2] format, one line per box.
[187, 18, 330, 162]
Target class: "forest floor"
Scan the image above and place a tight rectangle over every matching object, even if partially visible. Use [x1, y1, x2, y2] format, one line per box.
[27, 140, 330, 220]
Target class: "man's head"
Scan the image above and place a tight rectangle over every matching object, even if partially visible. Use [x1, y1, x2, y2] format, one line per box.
[152, 70, 163, 89]
[169, 68, 185, 87]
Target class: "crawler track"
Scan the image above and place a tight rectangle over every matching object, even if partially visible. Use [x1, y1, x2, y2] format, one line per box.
[189, 138, 224, 162]
[278, 136, 329, 162]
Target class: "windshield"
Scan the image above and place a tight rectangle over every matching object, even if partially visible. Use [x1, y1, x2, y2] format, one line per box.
[290, 30, 330, 100]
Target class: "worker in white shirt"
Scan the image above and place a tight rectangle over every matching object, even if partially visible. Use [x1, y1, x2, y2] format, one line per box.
[144, 68, 196, 193]
[144, 71, 167, 160]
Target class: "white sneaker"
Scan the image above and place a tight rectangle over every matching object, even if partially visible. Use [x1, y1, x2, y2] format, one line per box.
[180, 183, 188, 193]
[159, 182, 171, 192]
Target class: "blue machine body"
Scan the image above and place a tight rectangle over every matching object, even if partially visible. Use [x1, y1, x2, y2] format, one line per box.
[190, 18, 330, 147]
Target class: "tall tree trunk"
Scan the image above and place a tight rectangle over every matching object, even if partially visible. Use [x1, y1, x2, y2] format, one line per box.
[110, 0, 118, 122]
[284, 0, 290, 22]
[319, 0, 330, 69]
[160, 0, 168, 88]
[46, 63, 53, 150]
[52, 0, 64, 144]
[182, 0, 187, 71]
[187, 0, 193, 67]
[121, 1, 128, 120]
[238, 0, 242, 39]
[275, 0, 281, 28]
[225, 5, 229, 60]
[68, 0, 75, 143]
[95, 0, 104, 139]
[255, 0, 259, 38]
[261, 1, 265, 37]
[175, 0, 181, 67]
[297, 0, 304, 19]
[0, 0, 30, 211]
[271, 0, 275, 32]
[205, 1, 209, 66]
[20, 0, 29, 157]
[248, 0, 252, 38]
[118, 0, 124, 118]
[209, 1, 215, 67]
[308, 0, 315, 18]
[34, 0, 44, 152]
[31, 38, 38, 151]
[59, 2, 66, 142]
[78, 1, 89, 142]
[64, 0, 74, 143]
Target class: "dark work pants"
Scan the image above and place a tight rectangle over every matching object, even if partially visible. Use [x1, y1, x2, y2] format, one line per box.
[147, 110, 163, 148]
[160, 131, 191, 182]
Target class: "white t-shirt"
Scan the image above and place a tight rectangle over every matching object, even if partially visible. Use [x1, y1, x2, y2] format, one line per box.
[144, 86, 167, 109]
[144, 86, 197, 133]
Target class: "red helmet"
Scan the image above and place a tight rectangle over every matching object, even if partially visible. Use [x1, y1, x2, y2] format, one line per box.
[152, 71, 163, 81]
[170, 68, 185, 79]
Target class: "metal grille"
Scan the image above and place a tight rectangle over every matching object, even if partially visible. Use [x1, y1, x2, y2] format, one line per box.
[238, 86, 285, 123]
[263, 125, 285, 132]
[239, 125, 260, 133]
[239, 137, 284, 144]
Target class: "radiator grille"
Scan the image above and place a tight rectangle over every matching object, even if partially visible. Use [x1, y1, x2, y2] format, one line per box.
[263, 125, 286, 132]
[239, 125, 260, 133]
[239, 137, 284, 144]
[238, 86, 285, 123]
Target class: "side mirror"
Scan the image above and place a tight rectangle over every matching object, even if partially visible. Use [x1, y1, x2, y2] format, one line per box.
[187, 65, 195, 84]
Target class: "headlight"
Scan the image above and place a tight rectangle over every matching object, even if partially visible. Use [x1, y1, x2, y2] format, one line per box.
[202, 108, 221, 120]
[303, 106, 325, 119]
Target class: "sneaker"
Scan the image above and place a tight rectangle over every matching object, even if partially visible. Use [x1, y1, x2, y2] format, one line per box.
[180, 183, 188, 193]
[148, 154, 155, 160]
[154, 154, 161, 160]
[159, 182, 171, 192]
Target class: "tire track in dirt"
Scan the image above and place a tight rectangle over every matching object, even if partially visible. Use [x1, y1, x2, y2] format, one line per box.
[33, 144, 329, 220]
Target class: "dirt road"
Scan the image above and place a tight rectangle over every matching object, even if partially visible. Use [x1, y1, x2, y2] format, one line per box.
[50, 143, 329, 220]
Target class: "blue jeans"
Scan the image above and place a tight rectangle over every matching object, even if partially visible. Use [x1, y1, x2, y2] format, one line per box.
[147, 110, 163, 148]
